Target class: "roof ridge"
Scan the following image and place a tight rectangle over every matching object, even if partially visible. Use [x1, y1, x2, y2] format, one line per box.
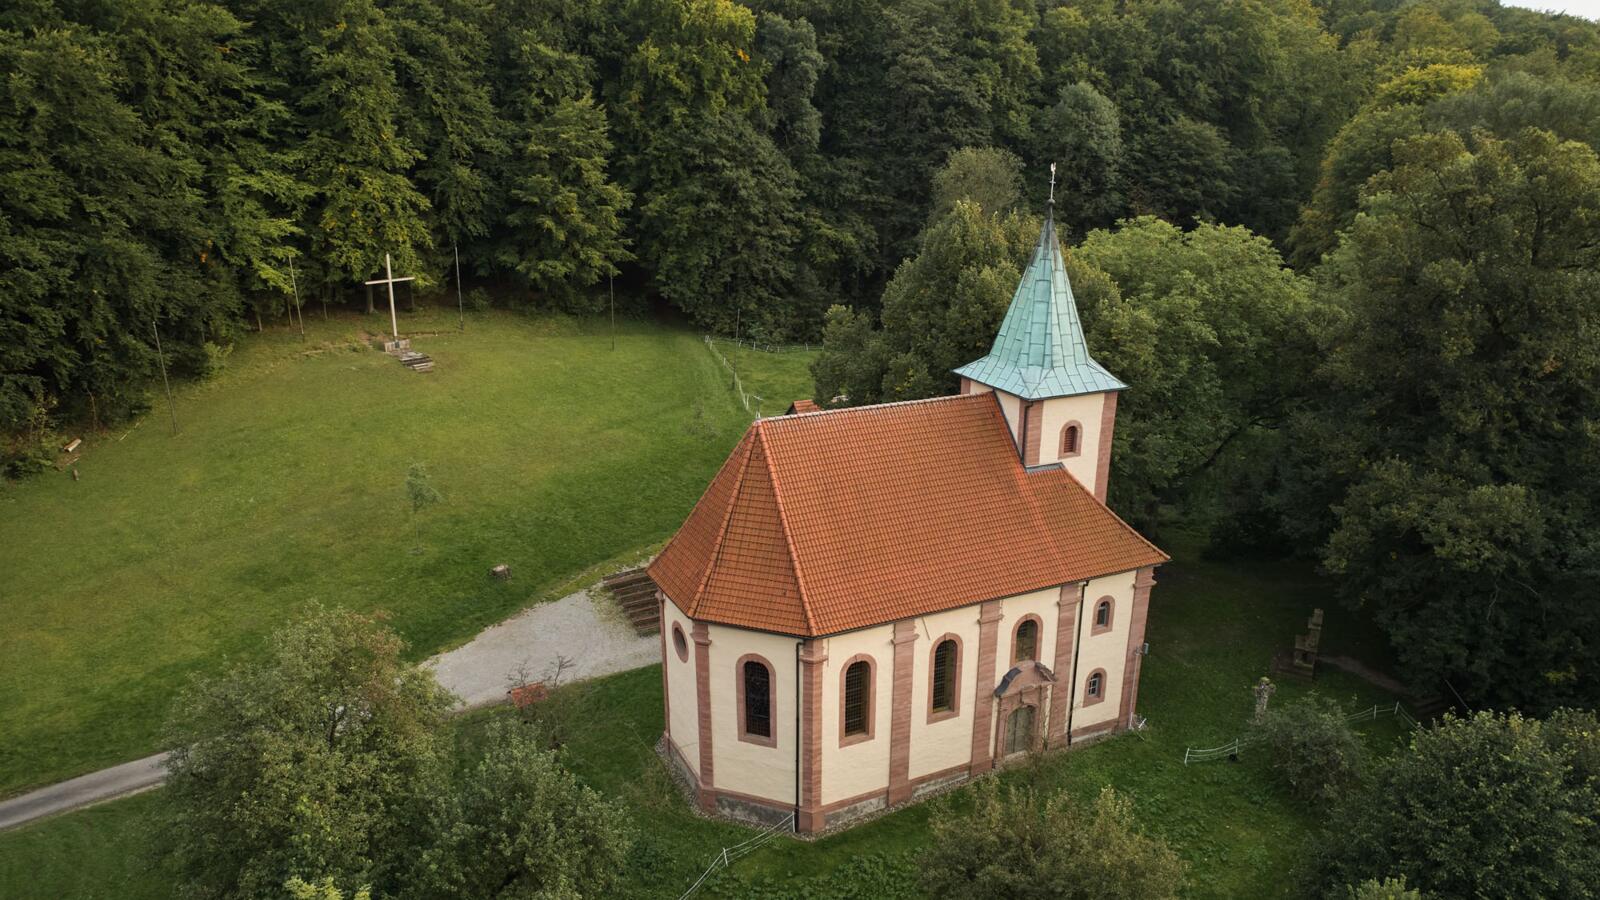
[755, 420, 819, 636]
[765, 392, 984, 422]
[688, 428, 756, 614]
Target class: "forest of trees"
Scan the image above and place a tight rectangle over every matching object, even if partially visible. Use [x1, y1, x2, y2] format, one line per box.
[4, 0, 1599, 710]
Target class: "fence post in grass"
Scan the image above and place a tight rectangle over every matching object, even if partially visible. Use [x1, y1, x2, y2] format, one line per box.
[152, 321, 178, 435]
[454, 243, 465, 333]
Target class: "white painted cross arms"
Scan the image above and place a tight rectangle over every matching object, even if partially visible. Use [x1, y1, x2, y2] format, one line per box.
[365, 252, 415, 338]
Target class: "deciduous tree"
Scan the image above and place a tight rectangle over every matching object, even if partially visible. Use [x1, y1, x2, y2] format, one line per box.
[160, 605, 454, 899]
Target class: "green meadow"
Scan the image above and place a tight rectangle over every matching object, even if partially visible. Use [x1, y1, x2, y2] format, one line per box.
[0, 307, 812, 796]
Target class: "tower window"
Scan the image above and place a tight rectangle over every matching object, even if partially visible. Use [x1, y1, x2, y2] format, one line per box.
[1061, 422, 1083, 457]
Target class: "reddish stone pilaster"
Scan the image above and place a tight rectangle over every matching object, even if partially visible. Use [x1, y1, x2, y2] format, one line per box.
[1048, 583, 1082, 748]
[692, 621, 715, 812]
[658, 593, 672, 746]
[1095, 392, 1118, 502]
[1118, 567, 1157, 729]
[798, 639, 827, 833]
[959, 376, 973, 394]
[888, 620, 918, 805]
[968, 600, 1004, 774]
[1023, 401, 1044, 467]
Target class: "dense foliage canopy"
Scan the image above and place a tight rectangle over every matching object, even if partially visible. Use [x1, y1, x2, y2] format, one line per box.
[1313, 710, 1600, 899]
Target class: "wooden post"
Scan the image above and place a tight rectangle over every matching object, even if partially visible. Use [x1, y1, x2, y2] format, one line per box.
[151, 322, 178, 435]
[289, 256, 304, 341]
[454, 244, 464, 332]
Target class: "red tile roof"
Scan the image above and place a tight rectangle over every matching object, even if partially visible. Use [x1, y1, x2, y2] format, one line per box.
[649, 393, 1167, 636]
[787, 399, 822, 414]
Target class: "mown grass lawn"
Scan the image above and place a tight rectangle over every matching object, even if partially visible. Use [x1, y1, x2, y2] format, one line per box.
[0, 306, 815, 796]
[0, 530, 1411, 899]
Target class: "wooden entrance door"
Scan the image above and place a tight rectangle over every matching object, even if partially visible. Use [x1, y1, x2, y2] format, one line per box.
[1004, 705, 1036, 756]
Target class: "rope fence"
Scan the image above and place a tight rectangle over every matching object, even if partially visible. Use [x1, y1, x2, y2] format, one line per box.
[1182, 702, 1420, 765]
[679, 812, 795, 899]
[703, 335, 765, 419]
[709, 336, 816, 354]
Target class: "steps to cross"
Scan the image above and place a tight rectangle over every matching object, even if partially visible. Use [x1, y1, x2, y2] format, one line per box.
[602, 568, 660, 636]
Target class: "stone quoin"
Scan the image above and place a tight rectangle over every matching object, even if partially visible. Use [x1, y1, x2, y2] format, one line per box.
[649, 204, 1167, 833]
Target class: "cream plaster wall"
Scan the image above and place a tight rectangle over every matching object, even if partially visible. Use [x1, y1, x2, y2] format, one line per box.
[1068, 569, 1137, 731]
[817, 623, 895, 805]
[662, 598, 701, 775]
[1038, 391, 1109, 489]
[707, 623, 798, 803]
[907, 604, 983, 780]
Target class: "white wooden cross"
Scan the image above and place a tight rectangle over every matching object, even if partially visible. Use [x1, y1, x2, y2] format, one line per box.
[364, 252, 415, 339]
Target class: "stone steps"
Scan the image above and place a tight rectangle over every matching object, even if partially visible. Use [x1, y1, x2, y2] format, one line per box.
[603, 568, 660, 636]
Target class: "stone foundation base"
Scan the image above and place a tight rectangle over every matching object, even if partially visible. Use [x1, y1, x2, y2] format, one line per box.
[657, 719, 1142, 837]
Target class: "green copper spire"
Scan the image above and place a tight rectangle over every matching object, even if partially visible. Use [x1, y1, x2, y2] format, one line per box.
[953, 194, 1126, 401]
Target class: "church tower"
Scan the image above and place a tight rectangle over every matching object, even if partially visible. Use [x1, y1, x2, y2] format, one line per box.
[954, 184, 1124, 502]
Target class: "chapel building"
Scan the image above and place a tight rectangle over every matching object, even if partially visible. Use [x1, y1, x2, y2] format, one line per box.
[648, 207, 1167, 833]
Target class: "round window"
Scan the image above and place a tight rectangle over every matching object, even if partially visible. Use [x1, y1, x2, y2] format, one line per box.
[672, 623, 689, 662]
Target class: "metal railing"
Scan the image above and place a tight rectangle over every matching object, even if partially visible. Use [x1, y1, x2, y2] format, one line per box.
[679, 812, 795, 899]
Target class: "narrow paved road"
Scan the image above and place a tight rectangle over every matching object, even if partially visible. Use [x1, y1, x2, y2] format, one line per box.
[0, 586, 655, 832]
[0, 754, 169, 830]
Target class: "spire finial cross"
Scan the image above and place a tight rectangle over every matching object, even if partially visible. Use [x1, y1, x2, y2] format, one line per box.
[1048, 162, 1056, 205]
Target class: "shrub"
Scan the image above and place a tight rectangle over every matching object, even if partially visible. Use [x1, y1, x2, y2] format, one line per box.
[1343, 876, 1422, 899]
[1, 433, 54, 479]
[1251, 694, 1367, 803]
[920, 781, 1186, 899]
[1313, 710, 1600, 899]
[412, 719, 633, 898]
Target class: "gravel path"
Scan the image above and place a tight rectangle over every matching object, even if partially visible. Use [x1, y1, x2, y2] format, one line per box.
[425, 586, 659, 708]
[0, 585, 657, 831]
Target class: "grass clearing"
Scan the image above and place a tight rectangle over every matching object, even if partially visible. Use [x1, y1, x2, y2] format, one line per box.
[0, 308, 814, 796]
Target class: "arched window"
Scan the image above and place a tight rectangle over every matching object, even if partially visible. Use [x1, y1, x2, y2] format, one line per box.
[841, 658, 873, 743]
[671, 623, 689, 662]
[929, 637, 961, 720]
[738, 656, 776, 746]
[1060, 422, 1083, 457]
[1093, 597, 1114, 634]
[1084, 668, 1107, 706]
[1013, 617, 1040, 664]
